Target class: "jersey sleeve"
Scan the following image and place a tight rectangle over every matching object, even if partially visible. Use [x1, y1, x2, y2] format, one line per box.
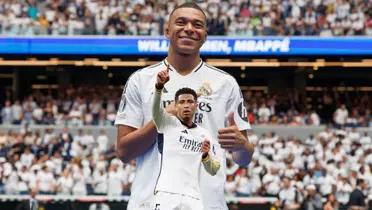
[226, 77, 252, 131]
[201, 129, 222, 176]
[152, 86, 175, 133]
[202, 154, 221, 176]
[114, 73, 143, 128]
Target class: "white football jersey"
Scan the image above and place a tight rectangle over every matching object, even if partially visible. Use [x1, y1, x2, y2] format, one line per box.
[154, 113, 214, 200]
[115, 60, 251, 210]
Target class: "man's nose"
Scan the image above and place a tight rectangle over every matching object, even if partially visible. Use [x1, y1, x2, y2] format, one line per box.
[184, 22, 194, 32]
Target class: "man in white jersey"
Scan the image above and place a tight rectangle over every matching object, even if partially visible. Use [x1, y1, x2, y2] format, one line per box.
[115, 2, 254, 210]
[152, 68, 220, 210]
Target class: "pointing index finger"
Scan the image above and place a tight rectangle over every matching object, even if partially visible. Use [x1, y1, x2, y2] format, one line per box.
[166, 63, 170, 73]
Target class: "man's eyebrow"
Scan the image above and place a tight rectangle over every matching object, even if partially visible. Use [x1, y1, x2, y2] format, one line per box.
[174, 16, 205, 24]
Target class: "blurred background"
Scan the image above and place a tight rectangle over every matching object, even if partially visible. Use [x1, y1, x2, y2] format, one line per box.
[0, 0, 371, 210]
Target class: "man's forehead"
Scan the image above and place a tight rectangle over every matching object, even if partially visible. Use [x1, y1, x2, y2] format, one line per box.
[177, 94, 196, 101]
[170, 7, 206, 23]
[178, 94, 195, 99]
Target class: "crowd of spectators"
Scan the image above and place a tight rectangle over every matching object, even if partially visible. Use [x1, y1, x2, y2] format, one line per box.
[0, 126, 135, 196]
[1, 86, 371, 127]
[0, 0, 371, 36]
[226, 127, 371, 209]
[243, 89, 371, 127]
[0, 85, 121, 126]
[0, 125, 370, 209]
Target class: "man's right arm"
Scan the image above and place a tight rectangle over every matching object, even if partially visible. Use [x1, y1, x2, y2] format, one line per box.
[116, 83, 164, 163]
[116, 68, 169, 163]
[116, 123, 157, 163]
[116, 72, 156, 163]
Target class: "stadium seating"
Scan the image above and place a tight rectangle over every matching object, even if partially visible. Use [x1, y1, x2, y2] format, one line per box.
[0, 126, 370, 209]
[0, 0, 371, 36]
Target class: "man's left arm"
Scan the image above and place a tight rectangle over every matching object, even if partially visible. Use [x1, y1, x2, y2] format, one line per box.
[218, 78, 254, 166]
[218, 113, 254, 166]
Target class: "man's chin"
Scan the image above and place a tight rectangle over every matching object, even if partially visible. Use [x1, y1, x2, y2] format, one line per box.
[176, 46, 199, 55]
[181, 116, 192, 121]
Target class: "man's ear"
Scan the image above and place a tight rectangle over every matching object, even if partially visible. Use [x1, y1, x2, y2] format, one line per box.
[164, 23, 170, 39]
[203, 33, 207, 43]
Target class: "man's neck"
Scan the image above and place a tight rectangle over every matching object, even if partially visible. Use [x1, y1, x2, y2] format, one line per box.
[177, 116, 195, 128]
[166, 49, 201, 76]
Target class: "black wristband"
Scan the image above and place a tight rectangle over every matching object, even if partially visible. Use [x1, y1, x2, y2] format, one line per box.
[155, 83, 164, 90]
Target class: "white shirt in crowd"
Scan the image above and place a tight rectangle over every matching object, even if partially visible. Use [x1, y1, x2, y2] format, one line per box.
[96, 133, 109, 152]
[11, 102, 23, 121]
[20, 152, 34, 168]
[57, 173, 74, 195]
[37, 169, 55, 192]
[107, 166, 124, 196]
[72, 169, 87, 195]
[93, 170, 108, 194]
[334, 106, 348, 125]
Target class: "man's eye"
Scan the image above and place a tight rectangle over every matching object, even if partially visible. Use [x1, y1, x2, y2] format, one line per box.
[194, 23, 204, 28]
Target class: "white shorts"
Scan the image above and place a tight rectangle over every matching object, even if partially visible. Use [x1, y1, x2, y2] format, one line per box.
[154, 191, 204, 210]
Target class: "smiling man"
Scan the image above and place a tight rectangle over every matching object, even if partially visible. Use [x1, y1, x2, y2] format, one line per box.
[116, 3, 254, 210]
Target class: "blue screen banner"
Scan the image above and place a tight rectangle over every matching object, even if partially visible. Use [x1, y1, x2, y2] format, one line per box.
[0, 36, 371, 56]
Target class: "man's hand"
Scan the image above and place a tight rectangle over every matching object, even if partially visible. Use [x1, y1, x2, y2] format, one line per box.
[155, 65, 170, 89]
[201, 139, 210, 158]
[218, 112, 254, 166]
[217, 112, 248, 151]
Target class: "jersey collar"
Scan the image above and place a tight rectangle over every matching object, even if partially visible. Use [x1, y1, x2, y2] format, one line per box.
[179, 119, 197, 129]
[163, 59, 204, 74]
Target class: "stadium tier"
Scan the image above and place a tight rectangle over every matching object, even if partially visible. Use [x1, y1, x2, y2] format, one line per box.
[0, 126, 371, 210]
[0, 0, 371, 36]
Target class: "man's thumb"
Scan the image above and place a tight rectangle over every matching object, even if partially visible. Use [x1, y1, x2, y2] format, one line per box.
[228, 112, 236, 126]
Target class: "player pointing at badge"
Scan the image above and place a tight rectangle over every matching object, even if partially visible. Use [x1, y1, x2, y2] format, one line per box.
[116, 2, 254, 210]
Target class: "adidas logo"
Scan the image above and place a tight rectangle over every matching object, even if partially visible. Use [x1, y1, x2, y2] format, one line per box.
[163, 88, 168, 93]
[181, 130, 188, 134]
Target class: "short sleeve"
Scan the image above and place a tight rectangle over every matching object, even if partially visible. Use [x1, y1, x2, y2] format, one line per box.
[225, 77, 252, 131]
[115, 73, 144, 128]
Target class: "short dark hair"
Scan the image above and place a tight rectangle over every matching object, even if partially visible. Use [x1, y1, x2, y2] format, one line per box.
[175, 87, 198, 102]
[169, 2, 207, 20]
[356, 178, 364, 186]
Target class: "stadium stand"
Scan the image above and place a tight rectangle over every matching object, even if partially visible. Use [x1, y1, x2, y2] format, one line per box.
[1, 86, 371, 127]
[0, 0, 371, 36]
[0, 126, 371, 209]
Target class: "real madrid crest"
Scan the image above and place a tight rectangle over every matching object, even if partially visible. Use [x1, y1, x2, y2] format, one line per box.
[197, 81, 212, 97]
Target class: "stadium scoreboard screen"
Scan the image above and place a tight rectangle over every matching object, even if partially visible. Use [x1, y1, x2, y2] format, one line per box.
[0, 36, 371, 56]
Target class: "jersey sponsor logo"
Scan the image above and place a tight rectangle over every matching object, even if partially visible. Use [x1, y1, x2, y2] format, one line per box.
[237, 101, 249, 122]
[178, 135, 203, 152]
[182, 129, 188, 134]
[198, 102, 212, 112]
[162, 100, 173, 108]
